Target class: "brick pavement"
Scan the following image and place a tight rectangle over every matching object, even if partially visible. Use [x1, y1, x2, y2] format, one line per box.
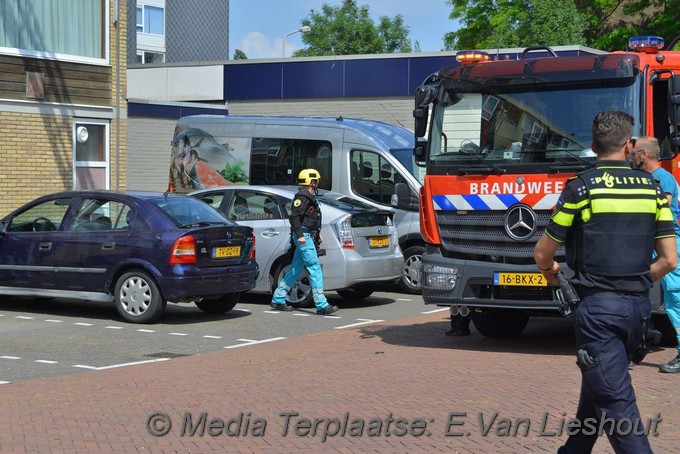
[0, 311, 678, 453]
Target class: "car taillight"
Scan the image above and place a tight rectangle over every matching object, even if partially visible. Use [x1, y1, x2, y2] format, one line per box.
[249, 232, 256, 260]
[169, 235, 197, 264]
[337, 218, 354, 249]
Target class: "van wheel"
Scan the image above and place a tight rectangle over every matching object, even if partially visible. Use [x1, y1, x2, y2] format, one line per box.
[273, 263, 314, 308]
[114, 270, 166, 323]
[398, 246, 424, 294]
[195, 294, 240, 314]
[471, 308, 529, 338]
[337, 284, 376, 300]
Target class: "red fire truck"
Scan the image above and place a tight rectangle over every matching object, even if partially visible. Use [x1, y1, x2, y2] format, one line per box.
[395, 36, 680, 340]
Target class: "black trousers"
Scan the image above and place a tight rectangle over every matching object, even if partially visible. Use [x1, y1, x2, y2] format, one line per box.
[562, 292, 653, 453]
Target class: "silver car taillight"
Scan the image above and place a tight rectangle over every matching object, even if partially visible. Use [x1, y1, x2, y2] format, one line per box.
[335, 217, 355, 249]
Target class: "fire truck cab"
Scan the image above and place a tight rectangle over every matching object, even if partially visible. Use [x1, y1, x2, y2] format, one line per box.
[397, 36, 680, 340]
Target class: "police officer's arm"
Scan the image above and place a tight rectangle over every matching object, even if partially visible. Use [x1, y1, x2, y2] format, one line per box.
[534, 183, 581, 284]
[651, 187, 678, 281]
[651, 236, 677, 281]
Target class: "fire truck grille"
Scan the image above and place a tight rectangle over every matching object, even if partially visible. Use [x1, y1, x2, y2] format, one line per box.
[435, 210, 565, 265]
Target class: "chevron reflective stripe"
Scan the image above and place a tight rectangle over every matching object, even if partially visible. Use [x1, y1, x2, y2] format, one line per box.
[432, 193, 560, 211]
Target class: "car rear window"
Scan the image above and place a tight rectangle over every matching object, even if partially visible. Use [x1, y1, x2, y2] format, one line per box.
[147, 195, 235, 226]
[350, 212, 393, 228]
[317, 194, 376, 211]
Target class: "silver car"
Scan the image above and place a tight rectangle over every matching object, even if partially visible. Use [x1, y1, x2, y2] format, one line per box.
[190, 186, 403, 307]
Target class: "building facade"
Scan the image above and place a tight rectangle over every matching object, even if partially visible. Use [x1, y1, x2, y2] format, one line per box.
[0, 0, 128, 216]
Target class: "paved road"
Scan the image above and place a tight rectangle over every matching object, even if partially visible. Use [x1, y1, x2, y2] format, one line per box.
[0, 288, 441, 383]
[1, 291, 678, 453]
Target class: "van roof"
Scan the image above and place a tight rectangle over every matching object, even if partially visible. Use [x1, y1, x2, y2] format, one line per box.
[177, 115, 414, 150]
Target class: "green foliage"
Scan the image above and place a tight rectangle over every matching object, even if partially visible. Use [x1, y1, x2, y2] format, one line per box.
[444, 0, 585, 49]
[221, 161, 248, 183]
[293, 0, 411, 56]
[233, 49, 248, 60]
[444, 0, 680, 51]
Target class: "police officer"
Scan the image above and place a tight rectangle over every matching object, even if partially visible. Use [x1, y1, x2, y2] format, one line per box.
[270, 169, 339, 315]
[534, 111, 677, 453]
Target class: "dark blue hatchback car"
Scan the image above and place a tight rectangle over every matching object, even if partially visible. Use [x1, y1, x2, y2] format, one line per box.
[0, 190, 258, 323]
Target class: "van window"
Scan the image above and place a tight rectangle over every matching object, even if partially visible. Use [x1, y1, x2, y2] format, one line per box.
[350, 150, 405, 205]
[250, 138, 331, 189]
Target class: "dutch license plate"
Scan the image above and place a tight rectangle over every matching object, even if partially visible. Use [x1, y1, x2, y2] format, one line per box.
[493, 272, 547, 287]
[369, 236, 389, 248]
[213, 246, 241, 258]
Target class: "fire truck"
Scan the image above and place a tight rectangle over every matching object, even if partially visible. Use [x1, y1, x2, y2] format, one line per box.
[394, 36, 680, 340]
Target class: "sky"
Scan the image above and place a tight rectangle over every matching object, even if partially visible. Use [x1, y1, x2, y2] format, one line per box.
[229, 0, 458, 59]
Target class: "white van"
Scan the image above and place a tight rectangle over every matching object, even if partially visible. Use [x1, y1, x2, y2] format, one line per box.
[169, 115, 424, 292]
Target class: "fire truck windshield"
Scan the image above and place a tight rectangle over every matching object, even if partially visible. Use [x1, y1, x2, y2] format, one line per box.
[428, 76, 642, 172]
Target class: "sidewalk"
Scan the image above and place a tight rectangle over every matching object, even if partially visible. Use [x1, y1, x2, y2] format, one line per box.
[1, 311, 677, 453]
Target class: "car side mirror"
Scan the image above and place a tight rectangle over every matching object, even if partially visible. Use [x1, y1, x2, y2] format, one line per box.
[414, 138, 427, 165]
[391, 182, 419, 211]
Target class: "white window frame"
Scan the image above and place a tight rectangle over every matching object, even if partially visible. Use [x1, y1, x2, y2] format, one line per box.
[73, 118, 110, 190]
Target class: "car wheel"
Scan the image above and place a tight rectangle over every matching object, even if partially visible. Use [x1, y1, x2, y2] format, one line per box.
[195, 294, 240, 314]
[336, 284, 376, 300]
[398, 245, 424, 294]
[114, 270, 166, 323]
[274, 263, 314, 308]
[471, 308, 529, 338]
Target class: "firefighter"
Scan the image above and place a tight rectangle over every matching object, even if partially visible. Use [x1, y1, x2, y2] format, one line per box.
[534, 111, 677, 453]
[270, 168, 339, 316]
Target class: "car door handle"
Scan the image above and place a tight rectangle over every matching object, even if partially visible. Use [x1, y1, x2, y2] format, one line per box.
[102, 242, 116, 250]
[39, 242, 52, 251]
[260, 230, 280, 238]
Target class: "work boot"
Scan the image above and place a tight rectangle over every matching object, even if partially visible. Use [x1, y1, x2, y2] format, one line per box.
[270, 303, 293, 312]
[659, 354, 680, 373]
[317, 305, 339, 316]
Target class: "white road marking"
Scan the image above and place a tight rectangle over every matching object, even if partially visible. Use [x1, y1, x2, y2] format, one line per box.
[35, 360, 57, 364]
[137, 329, 156, 333]
[73, 357, 170, 371]
[0, 381, 10, 385]
[169, 332, 188, 336]
[203, 335, 222, 339]
[421, 307, 450, 314]
[224, 337, 286, 349]
[397, 298, 413, 301]
[334, 319, 384, 330]
[293, 313, 311, 317]
[0, 356, 21, 360]
[16, 316, 33, 320]
[105, 326, 124, 330]
[74, 322, 93, 326]
[45, 319, 63, 323]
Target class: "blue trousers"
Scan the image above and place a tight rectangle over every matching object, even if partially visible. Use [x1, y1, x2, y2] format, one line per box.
[272, 233, 328, 311]
[562, 292, 653, 454]
[660, 240, 680, 353]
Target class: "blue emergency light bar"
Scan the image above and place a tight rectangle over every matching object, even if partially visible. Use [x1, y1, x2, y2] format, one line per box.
[629, 36, 664, 52]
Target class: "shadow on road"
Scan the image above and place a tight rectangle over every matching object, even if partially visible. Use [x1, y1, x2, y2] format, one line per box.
[359, 312, 577, 356]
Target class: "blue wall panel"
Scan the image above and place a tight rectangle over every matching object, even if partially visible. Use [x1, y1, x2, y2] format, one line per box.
[225, 63, 282, 100]
[283, 61, 344, 98]
[128, 103, 228, 118]
[345, 58, 409, 97]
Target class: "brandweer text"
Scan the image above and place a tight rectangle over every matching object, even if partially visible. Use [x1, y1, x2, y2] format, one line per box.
[470, 181, 564, 195]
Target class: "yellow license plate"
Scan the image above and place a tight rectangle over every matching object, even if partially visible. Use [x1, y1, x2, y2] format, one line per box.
[493, 272, 547, 287]
[213, 246, 241, 258]
[369, 236, 389, 248]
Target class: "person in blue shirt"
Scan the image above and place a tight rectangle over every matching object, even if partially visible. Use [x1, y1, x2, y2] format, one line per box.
[631, 136, 680, 373]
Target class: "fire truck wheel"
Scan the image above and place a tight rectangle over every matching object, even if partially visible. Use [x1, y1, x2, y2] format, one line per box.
[471, 309, 529, 338]
[398, 245, 424, 294]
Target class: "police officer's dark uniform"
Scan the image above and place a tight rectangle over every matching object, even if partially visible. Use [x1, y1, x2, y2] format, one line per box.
[543, 160, 675, 453]
[271, 169, 339, 315]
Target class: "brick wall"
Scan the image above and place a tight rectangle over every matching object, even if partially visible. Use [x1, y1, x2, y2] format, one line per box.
[0, 112, 72, 216]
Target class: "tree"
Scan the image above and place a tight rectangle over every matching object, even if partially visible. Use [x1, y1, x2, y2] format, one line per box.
[233, 49, 247, 60]
[293, 0, 411, 57]
[444, 0, 585, 50]
[443, 0, 680, 52]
